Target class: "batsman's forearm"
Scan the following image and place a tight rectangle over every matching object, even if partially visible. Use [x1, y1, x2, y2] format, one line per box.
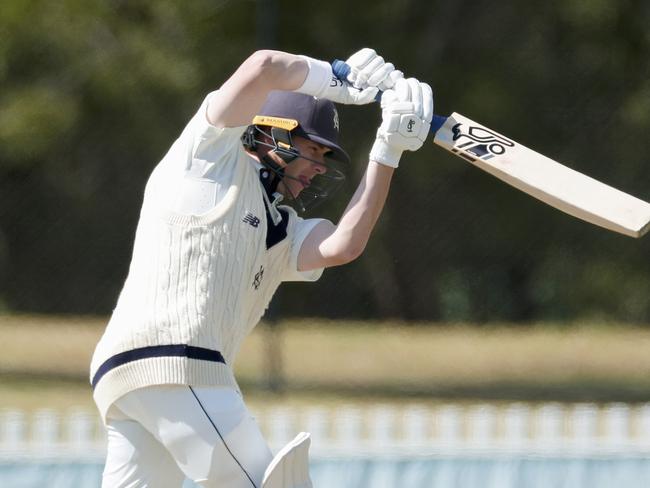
[326, 161, 394, 261]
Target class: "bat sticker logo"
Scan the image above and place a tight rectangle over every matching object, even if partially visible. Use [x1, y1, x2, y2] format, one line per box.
[451, 123, 515, 162]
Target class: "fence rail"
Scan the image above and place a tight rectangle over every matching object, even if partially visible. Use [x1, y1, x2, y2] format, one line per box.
[2, 403, 650, 459]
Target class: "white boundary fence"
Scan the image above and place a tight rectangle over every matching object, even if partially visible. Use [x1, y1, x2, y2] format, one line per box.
[2, 402, 650, 460]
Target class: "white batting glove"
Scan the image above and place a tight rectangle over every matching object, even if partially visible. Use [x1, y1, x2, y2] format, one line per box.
[295, 56, 378, 105]
[369, 77, 434, 168]
[344, 48, 404, 91]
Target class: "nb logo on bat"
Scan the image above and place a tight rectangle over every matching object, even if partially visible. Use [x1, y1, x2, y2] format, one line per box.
[451, 123, 515, 162]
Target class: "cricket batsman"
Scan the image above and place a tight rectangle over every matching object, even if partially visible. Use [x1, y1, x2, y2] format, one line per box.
[90, 48, 433, 487]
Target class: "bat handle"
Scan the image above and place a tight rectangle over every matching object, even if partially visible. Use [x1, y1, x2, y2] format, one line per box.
[331, 59, 447, 134]
[331, 59, 353, 82]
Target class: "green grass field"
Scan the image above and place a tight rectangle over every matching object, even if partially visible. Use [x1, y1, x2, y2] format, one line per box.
[2, 314, 650, 411]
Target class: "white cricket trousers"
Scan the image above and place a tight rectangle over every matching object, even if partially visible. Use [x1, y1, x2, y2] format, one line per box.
[101, 385, 273, 488]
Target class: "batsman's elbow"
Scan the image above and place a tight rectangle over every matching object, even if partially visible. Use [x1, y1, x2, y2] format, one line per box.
[298, 221, 367, 270]
[243, 50, 283, 82]
[327, 243, 366, 266]
[344, 243, 367, 263]
[243, 50, 305, 89]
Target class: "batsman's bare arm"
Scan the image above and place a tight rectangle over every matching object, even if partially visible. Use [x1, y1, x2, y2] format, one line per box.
[207, 50, 309, 129]
[298, 162, 394, 270]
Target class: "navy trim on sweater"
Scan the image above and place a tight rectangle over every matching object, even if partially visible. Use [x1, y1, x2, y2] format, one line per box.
[91, 344, 226, 390]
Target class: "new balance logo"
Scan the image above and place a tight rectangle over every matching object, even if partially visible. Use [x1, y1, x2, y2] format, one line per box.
[243, 213, 260, 228]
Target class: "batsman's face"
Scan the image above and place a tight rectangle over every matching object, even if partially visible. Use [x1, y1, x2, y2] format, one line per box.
[279, 136, 331, 197]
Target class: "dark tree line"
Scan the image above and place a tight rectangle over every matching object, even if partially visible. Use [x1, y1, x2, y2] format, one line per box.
[1, 0, 649, 322]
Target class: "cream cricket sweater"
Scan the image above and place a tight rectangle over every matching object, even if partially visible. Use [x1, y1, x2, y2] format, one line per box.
[90, 92, 326, 421]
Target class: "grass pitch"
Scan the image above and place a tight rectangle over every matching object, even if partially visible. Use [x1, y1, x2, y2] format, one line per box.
[1, 314, 650, 410]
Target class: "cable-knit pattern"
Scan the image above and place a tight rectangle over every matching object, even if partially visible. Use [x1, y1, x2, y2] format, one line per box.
[90, 92, 324, 422]
[90, 148, 282, 421]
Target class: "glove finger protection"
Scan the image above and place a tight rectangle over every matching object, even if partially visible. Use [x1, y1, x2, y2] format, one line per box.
[421, 82, 434, 123]
[394, 76, 410, 102]
[344, 48, 379, 88]
[378, 68, 404, 91]
[365, 61, 394, 87]
[407, 77, 423, 119]
[344, 48, 403, 91]
[345, 47, 377, 68]
[380, 85, 399, 108]
[419, 81, 434, 141]
[355, 55, 385, 87]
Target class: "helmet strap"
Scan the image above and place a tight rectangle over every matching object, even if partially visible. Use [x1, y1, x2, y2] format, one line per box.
[260, 154, 283, 195]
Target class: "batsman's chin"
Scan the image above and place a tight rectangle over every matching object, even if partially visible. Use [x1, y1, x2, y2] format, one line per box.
[283, 178, 307, 196]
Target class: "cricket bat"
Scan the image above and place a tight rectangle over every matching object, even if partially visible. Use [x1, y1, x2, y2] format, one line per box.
[332, 60, 650, 238]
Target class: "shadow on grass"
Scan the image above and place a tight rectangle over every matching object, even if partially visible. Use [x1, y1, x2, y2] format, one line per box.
[241, 378, 650, 404]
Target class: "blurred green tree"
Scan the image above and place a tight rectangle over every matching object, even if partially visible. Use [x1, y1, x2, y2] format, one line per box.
[0, 0, 648, 323]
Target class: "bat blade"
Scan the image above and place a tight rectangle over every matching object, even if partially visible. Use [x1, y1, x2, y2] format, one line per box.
[433, 113, 650, 238]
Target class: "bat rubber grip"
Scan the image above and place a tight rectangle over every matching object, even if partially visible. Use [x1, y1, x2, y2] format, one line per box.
[331, 59, 351, 80]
